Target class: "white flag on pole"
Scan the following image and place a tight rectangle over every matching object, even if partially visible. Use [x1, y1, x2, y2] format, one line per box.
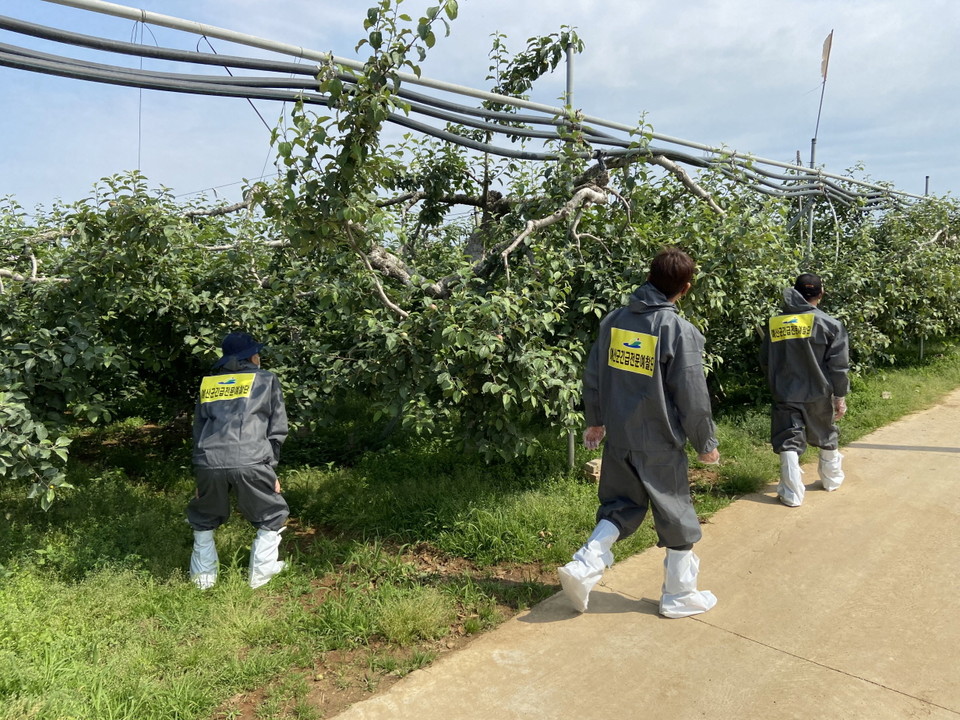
[821, 30, 834, 81]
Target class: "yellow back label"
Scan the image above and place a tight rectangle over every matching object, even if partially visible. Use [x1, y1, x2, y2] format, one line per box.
[608, 328, 658, 376]
[199, 373, 256, 403]
[769, 313, 815, 342]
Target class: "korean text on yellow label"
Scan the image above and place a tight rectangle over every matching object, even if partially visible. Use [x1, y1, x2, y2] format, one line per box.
[769, 313, 815, 342]
[199, 373, 256, 403]
[608, 328, 658, 376]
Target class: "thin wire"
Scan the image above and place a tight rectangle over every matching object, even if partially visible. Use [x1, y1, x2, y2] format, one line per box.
[198, 34, 272, 134]
[198, 33, 280, 190]
[130, 18, 142, 170]
[129, 16, 158, 171]
[206, 33, 288, 193]
[261, 55, 305, 182]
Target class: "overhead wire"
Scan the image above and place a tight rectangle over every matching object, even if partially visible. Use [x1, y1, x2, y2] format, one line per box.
[42, 0, 927, 201]
[0, 40, 685, 163]
[0, 9, 925, 209]
[197, 35, 273, 135]
[129, 17, 157, 171]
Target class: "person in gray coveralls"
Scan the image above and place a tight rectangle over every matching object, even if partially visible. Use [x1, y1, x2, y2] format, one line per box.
[559, 248, 721, 618]
[762, 273, 849, 507]
[188, 331, 289, 589]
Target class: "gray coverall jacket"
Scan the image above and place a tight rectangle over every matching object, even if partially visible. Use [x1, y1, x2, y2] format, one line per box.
[192, 358, 288, 469]
[584, 283, 718, 454]
[583, 282, 718, 546]
[761, 287, 850, 453]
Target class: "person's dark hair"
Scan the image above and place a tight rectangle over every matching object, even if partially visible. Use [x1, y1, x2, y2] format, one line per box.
[794, 273, 823, 300]
[648, 247, 695, 298]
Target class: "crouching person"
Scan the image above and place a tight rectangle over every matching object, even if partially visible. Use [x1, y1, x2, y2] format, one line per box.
[560, 248, 720, 618]
[188, 331, 289, 589]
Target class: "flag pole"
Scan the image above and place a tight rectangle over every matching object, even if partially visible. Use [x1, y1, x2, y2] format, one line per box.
[814, 29, 833, 142]
[808, 29, 833, 255]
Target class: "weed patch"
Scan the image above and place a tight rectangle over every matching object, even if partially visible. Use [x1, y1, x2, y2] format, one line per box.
[3, 343, 960, 717]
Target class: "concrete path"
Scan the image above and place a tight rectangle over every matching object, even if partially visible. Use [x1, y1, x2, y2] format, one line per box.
[335, 389, 960, 719]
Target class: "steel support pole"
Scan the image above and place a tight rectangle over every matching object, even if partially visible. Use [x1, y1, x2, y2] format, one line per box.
[807, 137, 817, 255]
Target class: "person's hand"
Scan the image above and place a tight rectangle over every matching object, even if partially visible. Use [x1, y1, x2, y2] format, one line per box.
[697, 448, 720, 465]
[833, 396, 847, 421]
[583, 426, 606, 450]
[274, 478, 282, 494]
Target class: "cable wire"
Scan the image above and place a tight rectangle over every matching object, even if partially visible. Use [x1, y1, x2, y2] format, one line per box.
[0, 10, 925, 208]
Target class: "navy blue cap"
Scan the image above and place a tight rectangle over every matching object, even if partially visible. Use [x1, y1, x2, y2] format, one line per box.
[213, 331, 264, 369]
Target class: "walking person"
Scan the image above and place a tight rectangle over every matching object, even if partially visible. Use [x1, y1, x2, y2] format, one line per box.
[188, 331, 289, 589]
[762, 273, 849, 507]
[560, 247, 721, 618]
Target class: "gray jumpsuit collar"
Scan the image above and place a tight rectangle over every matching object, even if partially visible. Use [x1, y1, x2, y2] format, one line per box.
[628, 282, 678, 316]
[780, 287, 816, 313]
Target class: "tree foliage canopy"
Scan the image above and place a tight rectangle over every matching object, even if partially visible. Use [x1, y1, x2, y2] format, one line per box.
[3, 2, 960, 505]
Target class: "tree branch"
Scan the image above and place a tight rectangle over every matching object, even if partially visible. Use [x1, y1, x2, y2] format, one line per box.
[376, 191, 425, 209]
[0, 268, 68, 284]
[184, 188, 258, 218]
[376, 190, 513, 214]
[346, 225, 410, 320]
[18, 228, 75, 244]
[499, 186, 608, 281]
[574, 153, 724, 215]
[202, 238, 289, 251]
[647, 155, 726, 215]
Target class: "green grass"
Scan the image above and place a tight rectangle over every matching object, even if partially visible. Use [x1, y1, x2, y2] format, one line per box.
[3, 341, 960, 718]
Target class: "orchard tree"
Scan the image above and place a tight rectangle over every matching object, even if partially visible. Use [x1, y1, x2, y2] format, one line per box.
[4, 0, 960, 505]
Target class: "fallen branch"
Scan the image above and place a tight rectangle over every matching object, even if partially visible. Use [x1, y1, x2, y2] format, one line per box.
[184, 187, 259, 218]
[647, 155, 726, 216]
[347, 224, 410, 320]
[202, 238, 289, 251]
[0, 268, 69, 284]
[500, 186, 608, 281]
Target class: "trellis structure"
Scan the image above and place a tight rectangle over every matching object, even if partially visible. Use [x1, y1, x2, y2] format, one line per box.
[0, 0, 925, 214]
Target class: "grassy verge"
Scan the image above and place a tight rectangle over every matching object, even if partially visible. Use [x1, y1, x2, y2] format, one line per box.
[2, 341, 960, 719]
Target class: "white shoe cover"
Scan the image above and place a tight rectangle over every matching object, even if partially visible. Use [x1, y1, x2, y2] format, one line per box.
[190, 529, 218, 590]
[249, 527, 286, 589]
[818, 449, 844, 491]
[659, 549, 717, 618]
[778, 451, 805, 507]
[558, 520, 619, 612]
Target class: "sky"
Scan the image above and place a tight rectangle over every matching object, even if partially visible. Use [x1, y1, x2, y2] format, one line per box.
[2, 0, 958, 214]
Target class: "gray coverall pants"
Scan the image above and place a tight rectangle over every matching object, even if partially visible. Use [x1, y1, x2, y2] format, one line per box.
[771, 396, 838, 454]
[597, 443, 703, 549]
[188, 464, 289, 532]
